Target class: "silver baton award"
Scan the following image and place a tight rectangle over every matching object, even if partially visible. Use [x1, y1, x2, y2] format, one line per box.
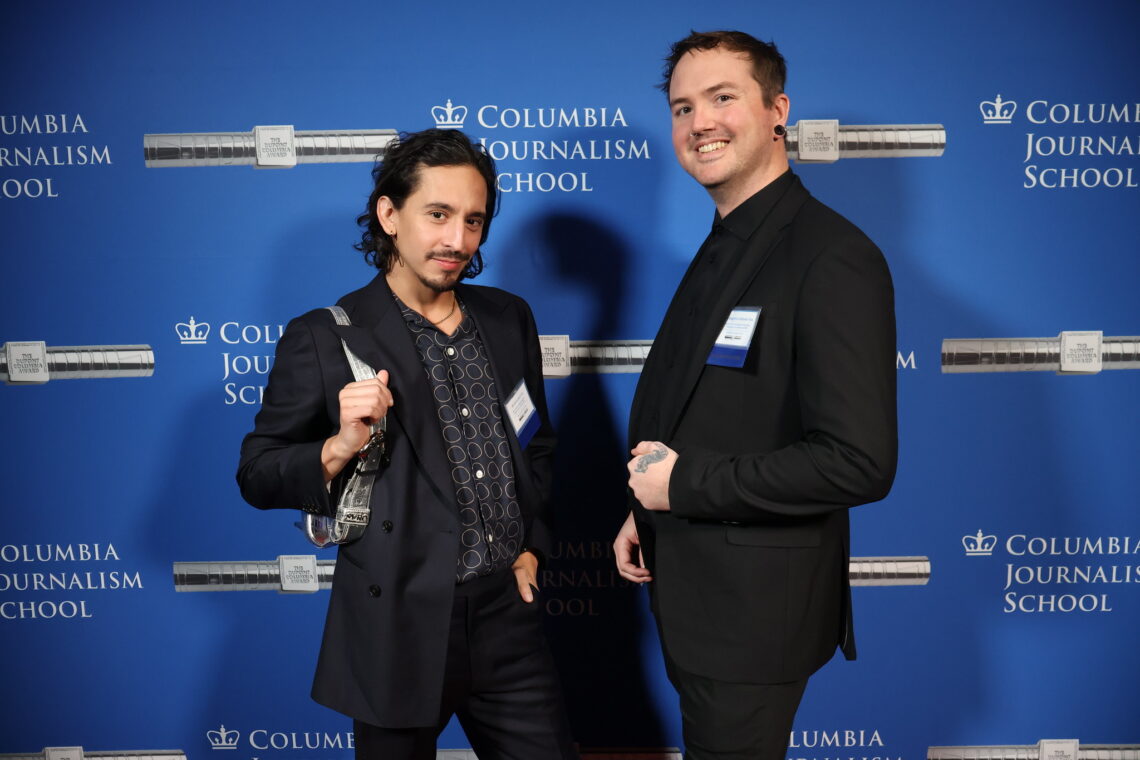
[143, 126, 397, 168]
[0, 750, 187, 760]
[2, 342, 154, 384]
[172, 556, 929, 592]
[927, 743, 1140, 760]
[942, 334, 1139, 373]
[786, 121, 946, 162]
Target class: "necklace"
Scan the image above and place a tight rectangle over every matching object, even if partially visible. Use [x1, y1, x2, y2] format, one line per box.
[427, 295, 457, 326]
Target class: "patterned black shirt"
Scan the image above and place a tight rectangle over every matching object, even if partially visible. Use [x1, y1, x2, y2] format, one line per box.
[394, 295, 523, 583]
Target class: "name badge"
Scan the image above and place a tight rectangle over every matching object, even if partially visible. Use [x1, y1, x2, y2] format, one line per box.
[505, 379, 540, 449]
[707, 307, 762, 368]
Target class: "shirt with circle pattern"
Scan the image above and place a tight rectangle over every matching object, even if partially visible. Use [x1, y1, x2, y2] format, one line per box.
[394, 294, 523, 583]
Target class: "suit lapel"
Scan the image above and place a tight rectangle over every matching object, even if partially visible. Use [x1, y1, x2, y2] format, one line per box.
[661, 177, 810, 441]
[629, 228, 715, 443]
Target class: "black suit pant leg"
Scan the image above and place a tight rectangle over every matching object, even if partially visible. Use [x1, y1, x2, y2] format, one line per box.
[665, 654, 807, 760]
[354, 569, 577, 760]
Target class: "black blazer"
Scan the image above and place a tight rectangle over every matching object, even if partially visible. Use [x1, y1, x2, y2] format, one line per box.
[237, 274, 556, 727]
[629, 174, 897, 684]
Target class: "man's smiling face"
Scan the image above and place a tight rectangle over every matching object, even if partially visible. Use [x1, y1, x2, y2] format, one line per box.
[669, 46, 789, 215]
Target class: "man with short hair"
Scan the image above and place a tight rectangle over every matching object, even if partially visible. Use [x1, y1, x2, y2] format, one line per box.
[239, 128, 577, 760]
[615, 31, 898, 759]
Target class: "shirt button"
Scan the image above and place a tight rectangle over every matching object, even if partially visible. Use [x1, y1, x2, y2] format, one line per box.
[381, 520, 393, 533]
[460, 406, 470, 418]
[475, 469, 484, 479]
[368, 585, 381, 598]
[486, 533, 494, 543]
[445, 346, 456, 358]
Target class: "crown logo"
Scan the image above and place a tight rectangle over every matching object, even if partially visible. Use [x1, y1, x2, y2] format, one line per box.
[962, 530, 998, 556]
[176, 316, 210, 344]
[207, 725, 240, 750]
[431, 99, 468, 128]
[980, 94, 1017, 124]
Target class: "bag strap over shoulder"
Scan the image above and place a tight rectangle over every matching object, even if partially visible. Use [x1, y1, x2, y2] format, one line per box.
[326, 306, 377, 385]
[301, 307, 387, 548]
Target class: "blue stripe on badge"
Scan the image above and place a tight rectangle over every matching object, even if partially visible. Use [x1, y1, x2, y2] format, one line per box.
[707, 344, 748, 368]
[516, 408, 540, 449]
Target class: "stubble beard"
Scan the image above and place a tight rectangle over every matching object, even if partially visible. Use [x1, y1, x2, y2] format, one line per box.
[417, 250, 471, 293]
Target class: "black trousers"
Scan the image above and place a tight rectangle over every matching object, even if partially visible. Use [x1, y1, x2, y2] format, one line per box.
[665, 652, 808, 760]
[354, 569, 578, 760]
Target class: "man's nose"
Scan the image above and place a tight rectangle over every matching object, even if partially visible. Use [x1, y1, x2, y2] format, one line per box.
[690, 102, 716, 134]
[441, 219, 467, 251]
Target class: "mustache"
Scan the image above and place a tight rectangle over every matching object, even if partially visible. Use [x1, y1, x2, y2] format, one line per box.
[428, 251, 472, 263]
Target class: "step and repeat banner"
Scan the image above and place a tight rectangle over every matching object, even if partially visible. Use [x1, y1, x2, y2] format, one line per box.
[2, 1, 1137, 759]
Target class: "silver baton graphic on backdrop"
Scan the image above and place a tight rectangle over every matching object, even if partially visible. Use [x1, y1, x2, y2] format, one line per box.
[172, 556, 930, 592]
[440, 752, 682, 760]
[941, 334, 1139, 373]
[142, 122, 943, 168]
[142, 126, 398, 168]
[173, 560, 336, 591]
[785, 122, 946, 161]
[928, 743, 1140, 760]
[1, 342, 154, 384]
[848, 556, 930, 586]
[0, 750, 187, 760]
[561, 340, 653, 374]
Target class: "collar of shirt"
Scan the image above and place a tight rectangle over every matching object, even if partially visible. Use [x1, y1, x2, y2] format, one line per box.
[393, 292, 470, 336]
[713, 168, 796, 242]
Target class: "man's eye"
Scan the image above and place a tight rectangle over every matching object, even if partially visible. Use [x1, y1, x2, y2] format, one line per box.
[429, 211, 445, 220]
[674, 106, 691, 117]
[716, 94, 733, 103]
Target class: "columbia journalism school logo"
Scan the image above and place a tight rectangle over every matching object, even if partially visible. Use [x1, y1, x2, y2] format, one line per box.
[425, 95, 648, 194]
[432, 99, 468, 128]
[208, 725, 240, 750]
[963, 530, 998, 556]
[978, 92, 1138, 189]
[980, 94, 1017, 124]
[173, 314, 283, 406]
[964, 530, 1138, 614]
[176, 317, 210, 344]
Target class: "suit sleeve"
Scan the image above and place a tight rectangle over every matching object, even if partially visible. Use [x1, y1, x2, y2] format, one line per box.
[517, 298, 557, 559]
[669, 235, 898, 521]
[236, 315, 341, 516]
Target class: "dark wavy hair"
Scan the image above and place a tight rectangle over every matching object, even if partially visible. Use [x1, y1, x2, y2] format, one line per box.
[355, 129, 497, 278]
[659, 30, 787, 108]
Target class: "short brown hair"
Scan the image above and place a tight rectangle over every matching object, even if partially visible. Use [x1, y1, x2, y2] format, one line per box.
[660, 30, 787, 107]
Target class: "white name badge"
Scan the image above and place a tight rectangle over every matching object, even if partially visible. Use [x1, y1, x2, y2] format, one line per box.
[707, 307, 762, 368]
[505, 379, 539, 448]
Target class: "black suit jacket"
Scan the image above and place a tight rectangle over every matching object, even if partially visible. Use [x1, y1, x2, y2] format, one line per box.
[630, 174, 897, 684]
[237, 274, 556, 727]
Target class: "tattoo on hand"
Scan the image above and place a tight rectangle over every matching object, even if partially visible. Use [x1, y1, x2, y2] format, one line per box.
[635, 443, 667, 473]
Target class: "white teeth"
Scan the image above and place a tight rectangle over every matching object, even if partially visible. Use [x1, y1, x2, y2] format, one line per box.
[698, 141, 727, 154]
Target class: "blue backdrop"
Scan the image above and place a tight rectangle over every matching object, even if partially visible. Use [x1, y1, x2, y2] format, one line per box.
[2, 1, 1138, 758]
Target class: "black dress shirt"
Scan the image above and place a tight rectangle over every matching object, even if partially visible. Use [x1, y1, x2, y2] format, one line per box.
[642, 170, 796, 439]
[395, 295, 523, 583]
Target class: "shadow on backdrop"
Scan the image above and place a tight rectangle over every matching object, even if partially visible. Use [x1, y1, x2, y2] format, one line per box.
[497, 211, 668, 747]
